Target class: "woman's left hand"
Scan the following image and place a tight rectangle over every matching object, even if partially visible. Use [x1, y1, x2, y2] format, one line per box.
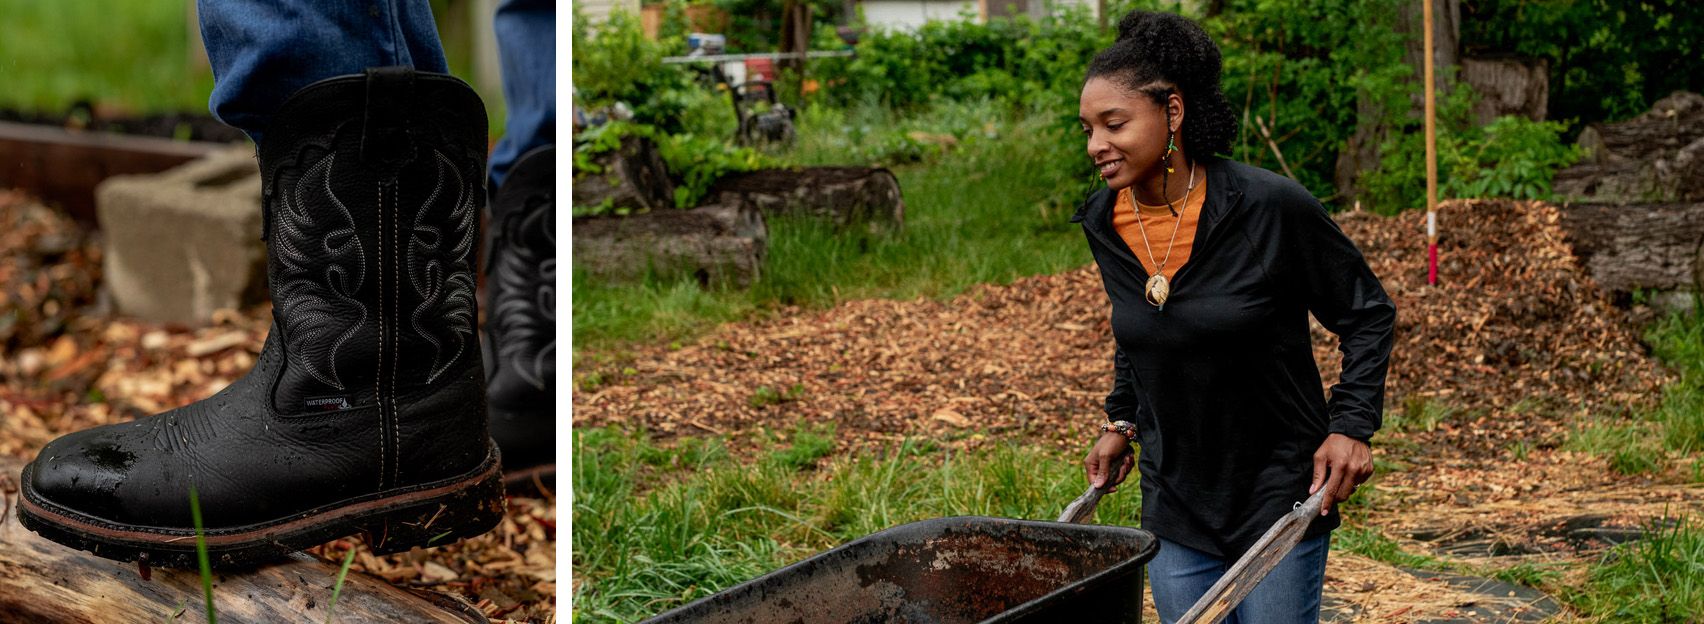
[1309, 433, 1373, 516]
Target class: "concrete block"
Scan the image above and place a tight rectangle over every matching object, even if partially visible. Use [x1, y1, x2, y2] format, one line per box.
[96, 147, 266, 325]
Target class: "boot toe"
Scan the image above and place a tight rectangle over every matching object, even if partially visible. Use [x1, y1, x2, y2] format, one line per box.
[26, 428, 143, 524]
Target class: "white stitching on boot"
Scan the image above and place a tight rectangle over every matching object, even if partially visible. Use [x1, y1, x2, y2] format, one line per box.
[276, 153, 366, 392]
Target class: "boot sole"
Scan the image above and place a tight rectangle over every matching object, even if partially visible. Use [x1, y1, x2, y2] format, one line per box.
[16, 449, 505, 569]
[501, 464, 556, 496]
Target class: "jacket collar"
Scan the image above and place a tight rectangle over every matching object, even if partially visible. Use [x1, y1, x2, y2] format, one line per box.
[1072, 157, 1247, 249]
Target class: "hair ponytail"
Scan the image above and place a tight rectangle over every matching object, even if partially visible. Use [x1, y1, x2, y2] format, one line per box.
[1087, 11, 1237, 159]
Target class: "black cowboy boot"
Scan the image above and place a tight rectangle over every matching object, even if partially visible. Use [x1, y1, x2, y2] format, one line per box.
[18, 68, 504, 568]
[482, 146, 556, 485]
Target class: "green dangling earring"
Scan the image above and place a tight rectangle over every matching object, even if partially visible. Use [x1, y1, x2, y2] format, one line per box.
[1164, 131, 1177, 174]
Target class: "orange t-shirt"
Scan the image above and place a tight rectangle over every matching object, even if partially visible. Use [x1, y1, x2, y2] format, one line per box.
[1112, 176, 1206, 281]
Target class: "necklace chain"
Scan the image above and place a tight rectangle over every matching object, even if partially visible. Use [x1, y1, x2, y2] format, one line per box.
[1131, 162, 1197, 277]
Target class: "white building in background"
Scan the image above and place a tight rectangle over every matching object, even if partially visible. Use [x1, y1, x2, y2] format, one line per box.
[569, 0, 1102, 34]
[575, 0, 641, 26]
[857, 0, 1102, 31]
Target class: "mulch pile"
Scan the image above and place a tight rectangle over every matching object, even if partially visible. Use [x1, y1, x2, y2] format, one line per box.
[1334, 199, 1669, 455]
[0, 191, 555, 623]
[575, 199, 1672, 459]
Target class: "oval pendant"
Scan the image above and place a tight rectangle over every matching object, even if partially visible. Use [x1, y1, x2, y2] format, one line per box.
[1145, 273, 1170, 307]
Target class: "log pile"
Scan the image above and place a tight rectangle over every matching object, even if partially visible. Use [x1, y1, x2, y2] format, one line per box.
[709, 166, 905, 229]
[573, 202, 768, 287]
[571, 136, 906, 287]
[1554, 91, 1704, 204]
[1553, 91, 1704, 301]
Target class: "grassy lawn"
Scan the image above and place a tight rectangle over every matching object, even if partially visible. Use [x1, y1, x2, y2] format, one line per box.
[572, 100, 1095, 357]
[570, 428, 1143, 622]
[1567, 303, 1704, 479]
[0, 0, 504, 132]
[0, 0, 215, 114]
[1559, 304, 1704, 621]
[573, 307, 1704, 622]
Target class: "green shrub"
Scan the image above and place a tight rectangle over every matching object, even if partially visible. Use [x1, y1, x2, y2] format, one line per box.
[808, 6, 1113, 113]
[1211, 0, 1413, 201]
[1462, 0, 1704, 133]
[809, 0, 1420, 204]
[1442, 116, 1580, 200]
[570, 121, 773, 215]
[570, 8, 695, 133]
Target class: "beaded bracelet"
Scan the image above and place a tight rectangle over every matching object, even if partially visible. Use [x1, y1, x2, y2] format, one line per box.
[1099, 420, 1138, 442]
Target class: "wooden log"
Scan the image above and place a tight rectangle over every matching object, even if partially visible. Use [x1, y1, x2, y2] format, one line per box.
[0, 460, 484, 624]
[572, 202, 768, 287]
[1556, 201, 1704, 296]
[571, 134, 676, 215]
[708, 166, 905, 229]
[1555, 92, 1704, 204]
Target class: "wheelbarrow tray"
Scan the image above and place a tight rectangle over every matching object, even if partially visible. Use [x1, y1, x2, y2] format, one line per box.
[644, 516, 1158, 624]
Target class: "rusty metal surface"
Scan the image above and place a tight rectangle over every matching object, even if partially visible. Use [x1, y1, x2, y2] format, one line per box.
[0, 121, 238, 223]
[644, 517, 1157, 624]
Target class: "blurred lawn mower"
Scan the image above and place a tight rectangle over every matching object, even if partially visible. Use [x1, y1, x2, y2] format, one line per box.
[685, 33, 793, 147]
[663, 34, 855, 148]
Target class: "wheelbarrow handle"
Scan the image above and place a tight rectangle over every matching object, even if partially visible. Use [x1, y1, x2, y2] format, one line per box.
[1057, 484, 1110, 524]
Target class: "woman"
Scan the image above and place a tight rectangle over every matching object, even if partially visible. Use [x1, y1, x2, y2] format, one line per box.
[1076, 10, 1396, 623]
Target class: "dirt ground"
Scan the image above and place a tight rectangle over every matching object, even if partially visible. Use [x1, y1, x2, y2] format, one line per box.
[574, 199, 1698, 622]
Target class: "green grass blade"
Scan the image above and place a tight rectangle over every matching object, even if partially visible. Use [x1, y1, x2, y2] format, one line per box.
[325, 545, 358, 624]
[187, 486, 216, 624]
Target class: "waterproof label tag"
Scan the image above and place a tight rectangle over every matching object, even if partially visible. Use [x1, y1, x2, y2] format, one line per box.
[304, 396, 354, 412]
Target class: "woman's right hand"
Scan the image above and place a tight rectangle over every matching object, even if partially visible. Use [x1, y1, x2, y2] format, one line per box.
[1084, 431, 1136, 492]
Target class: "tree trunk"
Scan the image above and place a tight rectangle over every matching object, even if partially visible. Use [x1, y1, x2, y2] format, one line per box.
[779, 0, 811, 92]
[570, 135, 676, 215]
[1336, 0, 1460, 206]
[1460, 56, 1549, 125]
[1556, 201, 1704, 296]
[0, 459, 484, 624]
[572, 202, 768, 288]
[709, 166, 905, 230]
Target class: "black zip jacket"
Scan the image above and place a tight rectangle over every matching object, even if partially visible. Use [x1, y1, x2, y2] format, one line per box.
[1073, 157, 1396, 558]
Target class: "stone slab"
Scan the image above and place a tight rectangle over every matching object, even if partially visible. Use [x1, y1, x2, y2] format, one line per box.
[96, 147, 266, 325]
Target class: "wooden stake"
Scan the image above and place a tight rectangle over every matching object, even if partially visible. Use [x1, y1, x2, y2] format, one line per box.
[1424, 0, 1439, 285]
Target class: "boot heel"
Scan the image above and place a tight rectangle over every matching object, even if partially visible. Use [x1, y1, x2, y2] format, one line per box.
[362, 470, 506, 555]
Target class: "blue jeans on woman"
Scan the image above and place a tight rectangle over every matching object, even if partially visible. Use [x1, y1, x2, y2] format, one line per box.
[196, 0, 554, 189]
[1148, 534, 1329, 624]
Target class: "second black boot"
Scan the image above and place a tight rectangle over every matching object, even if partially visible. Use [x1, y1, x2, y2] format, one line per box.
[483, 146, 556, 486]
[18, 68, 504, 568]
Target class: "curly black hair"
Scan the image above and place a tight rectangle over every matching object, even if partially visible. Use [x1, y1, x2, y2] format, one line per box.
[1085, 10, 1237, 159]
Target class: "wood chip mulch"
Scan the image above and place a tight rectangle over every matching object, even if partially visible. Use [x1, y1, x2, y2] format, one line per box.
[0, 191, 555, 623]
[574, 199, 1672, 462]
[572, 197, 1694, 621]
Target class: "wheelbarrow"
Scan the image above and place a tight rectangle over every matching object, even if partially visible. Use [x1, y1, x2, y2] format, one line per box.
[642, 513, 1159, 623]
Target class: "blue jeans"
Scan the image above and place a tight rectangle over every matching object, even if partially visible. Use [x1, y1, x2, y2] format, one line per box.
[197, 0, 554, 189]
[486, 0, 555, 189]
[1148, 534, 1329, 624]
